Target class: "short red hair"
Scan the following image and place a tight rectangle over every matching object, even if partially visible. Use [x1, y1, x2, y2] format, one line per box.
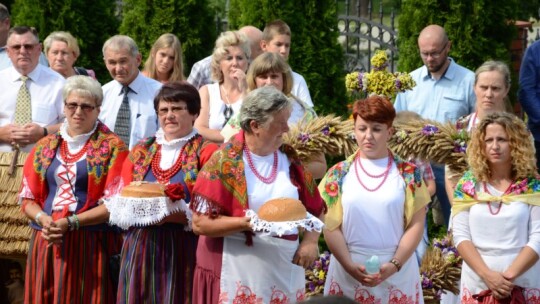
[352, 95, 395, 127]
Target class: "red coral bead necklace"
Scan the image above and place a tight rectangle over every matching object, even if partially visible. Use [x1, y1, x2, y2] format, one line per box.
[244, 144, 278, 184]
[355, 151, 393, 192]
[151, 144, 187, 184]
[483, 181, 513, 215]
[60, 140, 89, 163]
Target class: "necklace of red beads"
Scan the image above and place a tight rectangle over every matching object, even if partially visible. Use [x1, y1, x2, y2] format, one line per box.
[483, 181, 513, 215]
[60, 140, 89, 163]
[151, 143, 187, 184]
[243, 144, 278, 184]
[355, 151, 393, 192]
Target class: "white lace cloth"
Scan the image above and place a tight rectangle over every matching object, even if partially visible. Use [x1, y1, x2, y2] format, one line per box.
[105, 195, 192, 231]
[245, 209, 324, 236]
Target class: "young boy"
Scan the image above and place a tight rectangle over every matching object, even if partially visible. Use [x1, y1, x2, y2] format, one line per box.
[260, 19, 314, 107]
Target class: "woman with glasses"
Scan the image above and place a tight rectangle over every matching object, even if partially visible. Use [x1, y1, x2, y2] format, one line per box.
[110, 82, 217, 303]
[194, 31, 250, 143]
[44, 31, 96, 78]
[20, 75, 128, 303]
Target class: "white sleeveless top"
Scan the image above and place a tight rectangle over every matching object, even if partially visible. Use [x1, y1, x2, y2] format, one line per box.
[207, 83, 243, 130]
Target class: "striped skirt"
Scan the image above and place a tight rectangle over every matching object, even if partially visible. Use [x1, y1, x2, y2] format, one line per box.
[24, 228, 123, 304]
[117, 224, 198, 304]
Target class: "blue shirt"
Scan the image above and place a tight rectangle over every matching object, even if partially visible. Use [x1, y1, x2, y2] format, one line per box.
[519, 40, 540, 140]
[394, 59, 476, 123]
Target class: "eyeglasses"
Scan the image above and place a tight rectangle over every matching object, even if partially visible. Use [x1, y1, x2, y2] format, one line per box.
[64, 102, 97, 112]
[419, 42, 448, 59]
[222, 105, 233, 127]
[8, 43, 38, 52]
[158, 106, 188, 116]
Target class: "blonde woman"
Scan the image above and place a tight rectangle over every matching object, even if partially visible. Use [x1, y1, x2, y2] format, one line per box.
[194, 31, 250, 143]
[142, 33, 184, 83]
[44, 31, 95, 78]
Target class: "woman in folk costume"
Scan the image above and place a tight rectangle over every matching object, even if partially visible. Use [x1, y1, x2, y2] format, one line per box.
[190, 86, 326, 304]
[20, 75, 128, 303]
[109, 81, 217, 304]
[319, 96, 430, 303]
[452, 112, 540, 302]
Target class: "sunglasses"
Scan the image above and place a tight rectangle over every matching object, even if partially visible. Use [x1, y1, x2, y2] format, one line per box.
[9, 43, 38, 52]
[64, 102, 97, 112]
[222, 105, 233, 127]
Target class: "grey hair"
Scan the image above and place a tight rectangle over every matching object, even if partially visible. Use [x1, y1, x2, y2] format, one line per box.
[0, 3, 9, 21]
[102, 35, 139, 57]
[239, 86, 291, 133]
[62, 75, 103, 106]
[44, 31, 81, 57]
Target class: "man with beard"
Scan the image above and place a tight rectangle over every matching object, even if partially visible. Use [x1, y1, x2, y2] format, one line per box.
[394, 25, 475, 230]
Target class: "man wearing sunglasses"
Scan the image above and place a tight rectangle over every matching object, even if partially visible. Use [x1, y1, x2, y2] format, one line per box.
[0, 26, 65, 153]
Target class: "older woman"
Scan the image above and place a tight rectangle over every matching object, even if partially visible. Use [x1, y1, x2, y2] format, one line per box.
[452, 112, 540, 302]
[110, 82, 216, 303]
[20, 75, 127, 303]
[44, 31, 95, 78]
[142, 33, 184, 84]
[319, 96, 430, 302]
[194, 31, 250, 143]
[190, 86, 326, 304]
[445, 61, 512, 200]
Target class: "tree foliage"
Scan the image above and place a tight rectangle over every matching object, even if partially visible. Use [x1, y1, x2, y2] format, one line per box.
[397, 0, 519, 72]
[10, 0, 120, 83]
[229, 0, 348, 116]
[119, 0, 216, 78]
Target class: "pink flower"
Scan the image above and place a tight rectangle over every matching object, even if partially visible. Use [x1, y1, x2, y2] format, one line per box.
[325, 182, 339, 197]
[462, 181, 475, 196]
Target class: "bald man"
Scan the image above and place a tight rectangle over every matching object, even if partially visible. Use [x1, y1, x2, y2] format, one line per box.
[187, 26, 263, 89]
[394, 24, 475, 228]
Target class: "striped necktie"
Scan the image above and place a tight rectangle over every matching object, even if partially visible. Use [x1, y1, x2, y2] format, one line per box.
[114, 86, 132, 146]
[14, 76, 32, 124]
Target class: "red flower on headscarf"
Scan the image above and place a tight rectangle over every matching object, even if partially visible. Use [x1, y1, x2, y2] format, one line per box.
[164, 183, 185, 201]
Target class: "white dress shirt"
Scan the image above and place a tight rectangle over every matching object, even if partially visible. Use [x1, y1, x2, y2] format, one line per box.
[0, 64, 65, 152]
[291, 71, 314, 107]
[99, 72, 162, 149]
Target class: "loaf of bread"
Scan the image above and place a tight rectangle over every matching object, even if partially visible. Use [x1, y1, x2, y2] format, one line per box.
[258, 198, 307, 222]
[120, 182, 165, 198]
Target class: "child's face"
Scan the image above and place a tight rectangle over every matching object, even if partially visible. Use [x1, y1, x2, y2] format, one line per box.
[262, 34, 291, 60]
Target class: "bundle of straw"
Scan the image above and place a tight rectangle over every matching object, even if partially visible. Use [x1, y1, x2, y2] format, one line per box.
[420, 235, 462, 303]
[0, 151, 32, 256]
[389, 118, 469, 175]
[284, 115, 356, 163]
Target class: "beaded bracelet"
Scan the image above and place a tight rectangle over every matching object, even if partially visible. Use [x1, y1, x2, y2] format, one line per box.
[70, 214, 80, 230]
[390, 258, 402, 272]
[35, 211, 45, 226]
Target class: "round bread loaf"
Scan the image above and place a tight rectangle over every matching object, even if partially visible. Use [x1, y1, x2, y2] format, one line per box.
[258, 198, 307, 222]
[120, 182, 165, 198]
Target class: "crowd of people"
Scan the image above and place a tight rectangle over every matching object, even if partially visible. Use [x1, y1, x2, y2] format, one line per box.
[0, 1, 539, 303]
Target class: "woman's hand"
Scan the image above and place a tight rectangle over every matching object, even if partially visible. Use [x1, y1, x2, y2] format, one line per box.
[292, 239, 318, 269]
[481, 270, 513, 299]
[41, 218, 69, 245]
[377, 262, 398, 284]
[232, 68, 247, 92]
[343, 262, 380, 287]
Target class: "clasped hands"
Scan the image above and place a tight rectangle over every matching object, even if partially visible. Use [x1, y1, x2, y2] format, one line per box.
[344, 261, 398, 288]
[39, 215, 69, 247]
[1, 123, 44, 147]
[483, 270, 515, 300]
